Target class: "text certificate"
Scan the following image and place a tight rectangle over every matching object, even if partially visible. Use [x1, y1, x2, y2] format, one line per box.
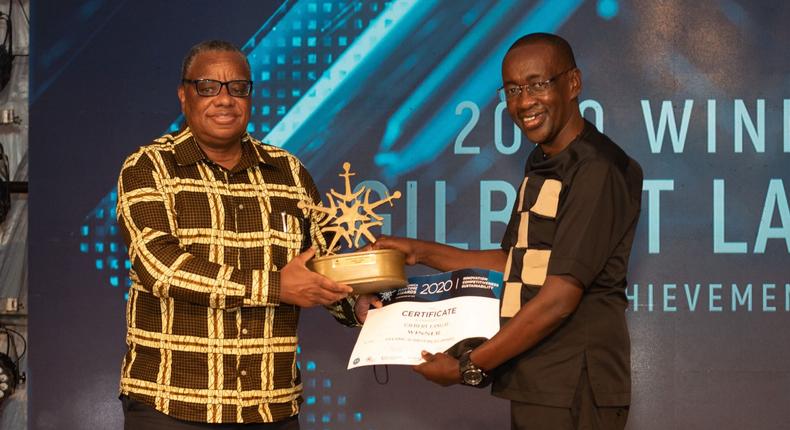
[348, 269, 503, 368]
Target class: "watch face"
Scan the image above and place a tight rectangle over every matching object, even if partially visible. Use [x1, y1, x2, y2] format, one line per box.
[463, 370, 483, 386]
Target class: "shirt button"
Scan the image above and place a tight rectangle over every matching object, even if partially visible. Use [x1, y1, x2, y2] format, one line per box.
[240, 370, 247, 376]
[242, 328, 249, 335]
[238, 204, 244, 210]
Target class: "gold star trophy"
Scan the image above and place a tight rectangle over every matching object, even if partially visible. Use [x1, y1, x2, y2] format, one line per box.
[298, 162, 407, 294]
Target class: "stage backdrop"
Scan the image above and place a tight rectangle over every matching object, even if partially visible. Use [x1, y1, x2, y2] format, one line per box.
[30, 1, 789, 429]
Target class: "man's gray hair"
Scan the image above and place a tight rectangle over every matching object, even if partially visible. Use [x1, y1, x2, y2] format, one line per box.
[181, 40, 251, 80]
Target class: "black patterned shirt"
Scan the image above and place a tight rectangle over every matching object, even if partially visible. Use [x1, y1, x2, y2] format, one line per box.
[117, 127, 357, 423]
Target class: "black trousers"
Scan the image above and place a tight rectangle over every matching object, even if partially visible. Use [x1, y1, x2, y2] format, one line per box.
[510, 368, 629, 430]
[121, 396, 300, 430]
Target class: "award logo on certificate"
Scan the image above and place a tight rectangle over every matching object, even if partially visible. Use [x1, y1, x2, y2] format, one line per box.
[298, 162, 406, 294]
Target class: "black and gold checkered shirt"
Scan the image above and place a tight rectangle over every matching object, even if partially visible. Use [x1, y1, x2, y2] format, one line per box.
[117, 127, 357, 424]
[495, 120, 642, 408]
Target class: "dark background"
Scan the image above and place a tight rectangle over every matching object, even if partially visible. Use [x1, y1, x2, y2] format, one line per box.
[30, 1, 790, 429]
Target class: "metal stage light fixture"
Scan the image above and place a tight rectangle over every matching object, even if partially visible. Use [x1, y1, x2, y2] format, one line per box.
[0, 352, 17, 404]
[0, 326, 25, 409]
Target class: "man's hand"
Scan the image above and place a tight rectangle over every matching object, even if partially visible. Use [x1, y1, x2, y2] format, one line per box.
[366, 236, 506, 273]
[280, 248, 352, 307]
[366, 236, 420, 265]
[412, 351, 461, 387]
[354, 294, 383, 323]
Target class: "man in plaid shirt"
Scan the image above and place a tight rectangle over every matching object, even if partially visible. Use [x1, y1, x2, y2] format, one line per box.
[117, 40, 373, 429]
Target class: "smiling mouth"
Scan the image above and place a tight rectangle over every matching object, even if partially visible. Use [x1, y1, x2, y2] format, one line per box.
[521, 112, 545, 129]
[210, 113, 238, 124]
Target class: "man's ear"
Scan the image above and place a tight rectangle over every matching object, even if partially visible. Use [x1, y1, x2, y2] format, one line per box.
[177, 84, 186, 111]
[568, 68, 582, 100]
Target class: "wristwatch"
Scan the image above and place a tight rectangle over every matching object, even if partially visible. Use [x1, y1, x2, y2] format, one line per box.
[459, 349, 488, 387]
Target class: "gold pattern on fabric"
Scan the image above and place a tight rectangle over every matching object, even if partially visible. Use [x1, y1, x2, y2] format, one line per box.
[117, 128, 356, 423]
[501, 281, 524, 317]
[521, 249, 552, 286]
[530, 179, 561, 218]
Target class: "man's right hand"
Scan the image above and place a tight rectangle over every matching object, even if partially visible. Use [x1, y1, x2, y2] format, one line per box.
[279, 247, 353, 307]
[366, 236, 507, 274]
[366, 236, 421, 265]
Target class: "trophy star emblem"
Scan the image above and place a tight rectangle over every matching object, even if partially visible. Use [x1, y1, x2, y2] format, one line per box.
[298, 162, 407, 294]
[298, 162, 401, 254]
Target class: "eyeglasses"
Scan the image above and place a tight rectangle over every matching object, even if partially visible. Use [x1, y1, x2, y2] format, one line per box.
[497, 67, 575, 102]
[182, 79, 253, 97]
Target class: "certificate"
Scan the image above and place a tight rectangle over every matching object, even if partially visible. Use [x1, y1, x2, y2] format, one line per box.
[348, 268, 503, 368]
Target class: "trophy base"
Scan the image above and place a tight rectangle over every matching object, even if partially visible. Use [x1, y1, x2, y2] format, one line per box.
[308, 249, 407, 294]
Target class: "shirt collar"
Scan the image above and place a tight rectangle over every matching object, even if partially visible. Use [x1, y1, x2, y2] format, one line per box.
[535, 119, 594, 161]
[173, 127, 276, 171]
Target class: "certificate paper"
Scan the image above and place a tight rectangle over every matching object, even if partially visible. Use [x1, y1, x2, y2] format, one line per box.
[348, 269, 503, 368]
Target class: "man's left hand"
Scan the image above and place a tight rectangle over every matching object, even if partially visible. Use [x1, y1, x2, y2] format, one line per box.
[354, 294, 382, 323]
[412, 351, 461, 386]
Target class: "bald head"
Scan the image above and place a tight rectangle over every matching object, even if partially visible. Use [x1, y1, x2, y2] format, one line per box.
[507, 33, 577, 71]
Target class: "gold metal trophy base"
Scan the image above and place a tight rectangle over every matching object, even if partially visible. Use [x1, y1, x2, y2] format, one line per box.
[308, 249, 407, 294]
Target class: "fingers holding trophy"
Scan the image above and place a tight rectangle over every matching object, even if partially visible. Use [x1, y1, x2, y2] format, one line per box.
[298, 162, 406, 294]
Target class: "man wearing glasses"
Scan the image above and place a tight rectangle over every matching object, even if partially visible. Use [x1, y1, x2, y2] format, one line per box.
[372, 33, 643, 429]
[116, 40, 367, 429]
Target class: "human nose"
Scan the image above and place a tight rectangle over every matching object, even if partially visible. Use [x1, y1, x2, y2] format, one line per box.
[212, 85, 235, 105]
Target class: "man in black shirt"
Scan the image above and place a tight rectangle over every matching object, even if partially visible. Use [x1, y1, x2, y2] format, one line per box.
[371, 33, 642, 429]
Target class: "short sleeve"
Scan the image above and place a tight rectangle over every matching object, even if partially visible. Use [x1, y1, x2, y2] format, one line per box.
[547, 160, 635, 287]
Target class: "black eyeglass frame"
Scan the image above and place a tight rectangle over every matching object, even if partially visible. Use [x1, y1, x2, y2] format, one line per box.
[181, 79, 254, 97]
[497, 67, 577, 101]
